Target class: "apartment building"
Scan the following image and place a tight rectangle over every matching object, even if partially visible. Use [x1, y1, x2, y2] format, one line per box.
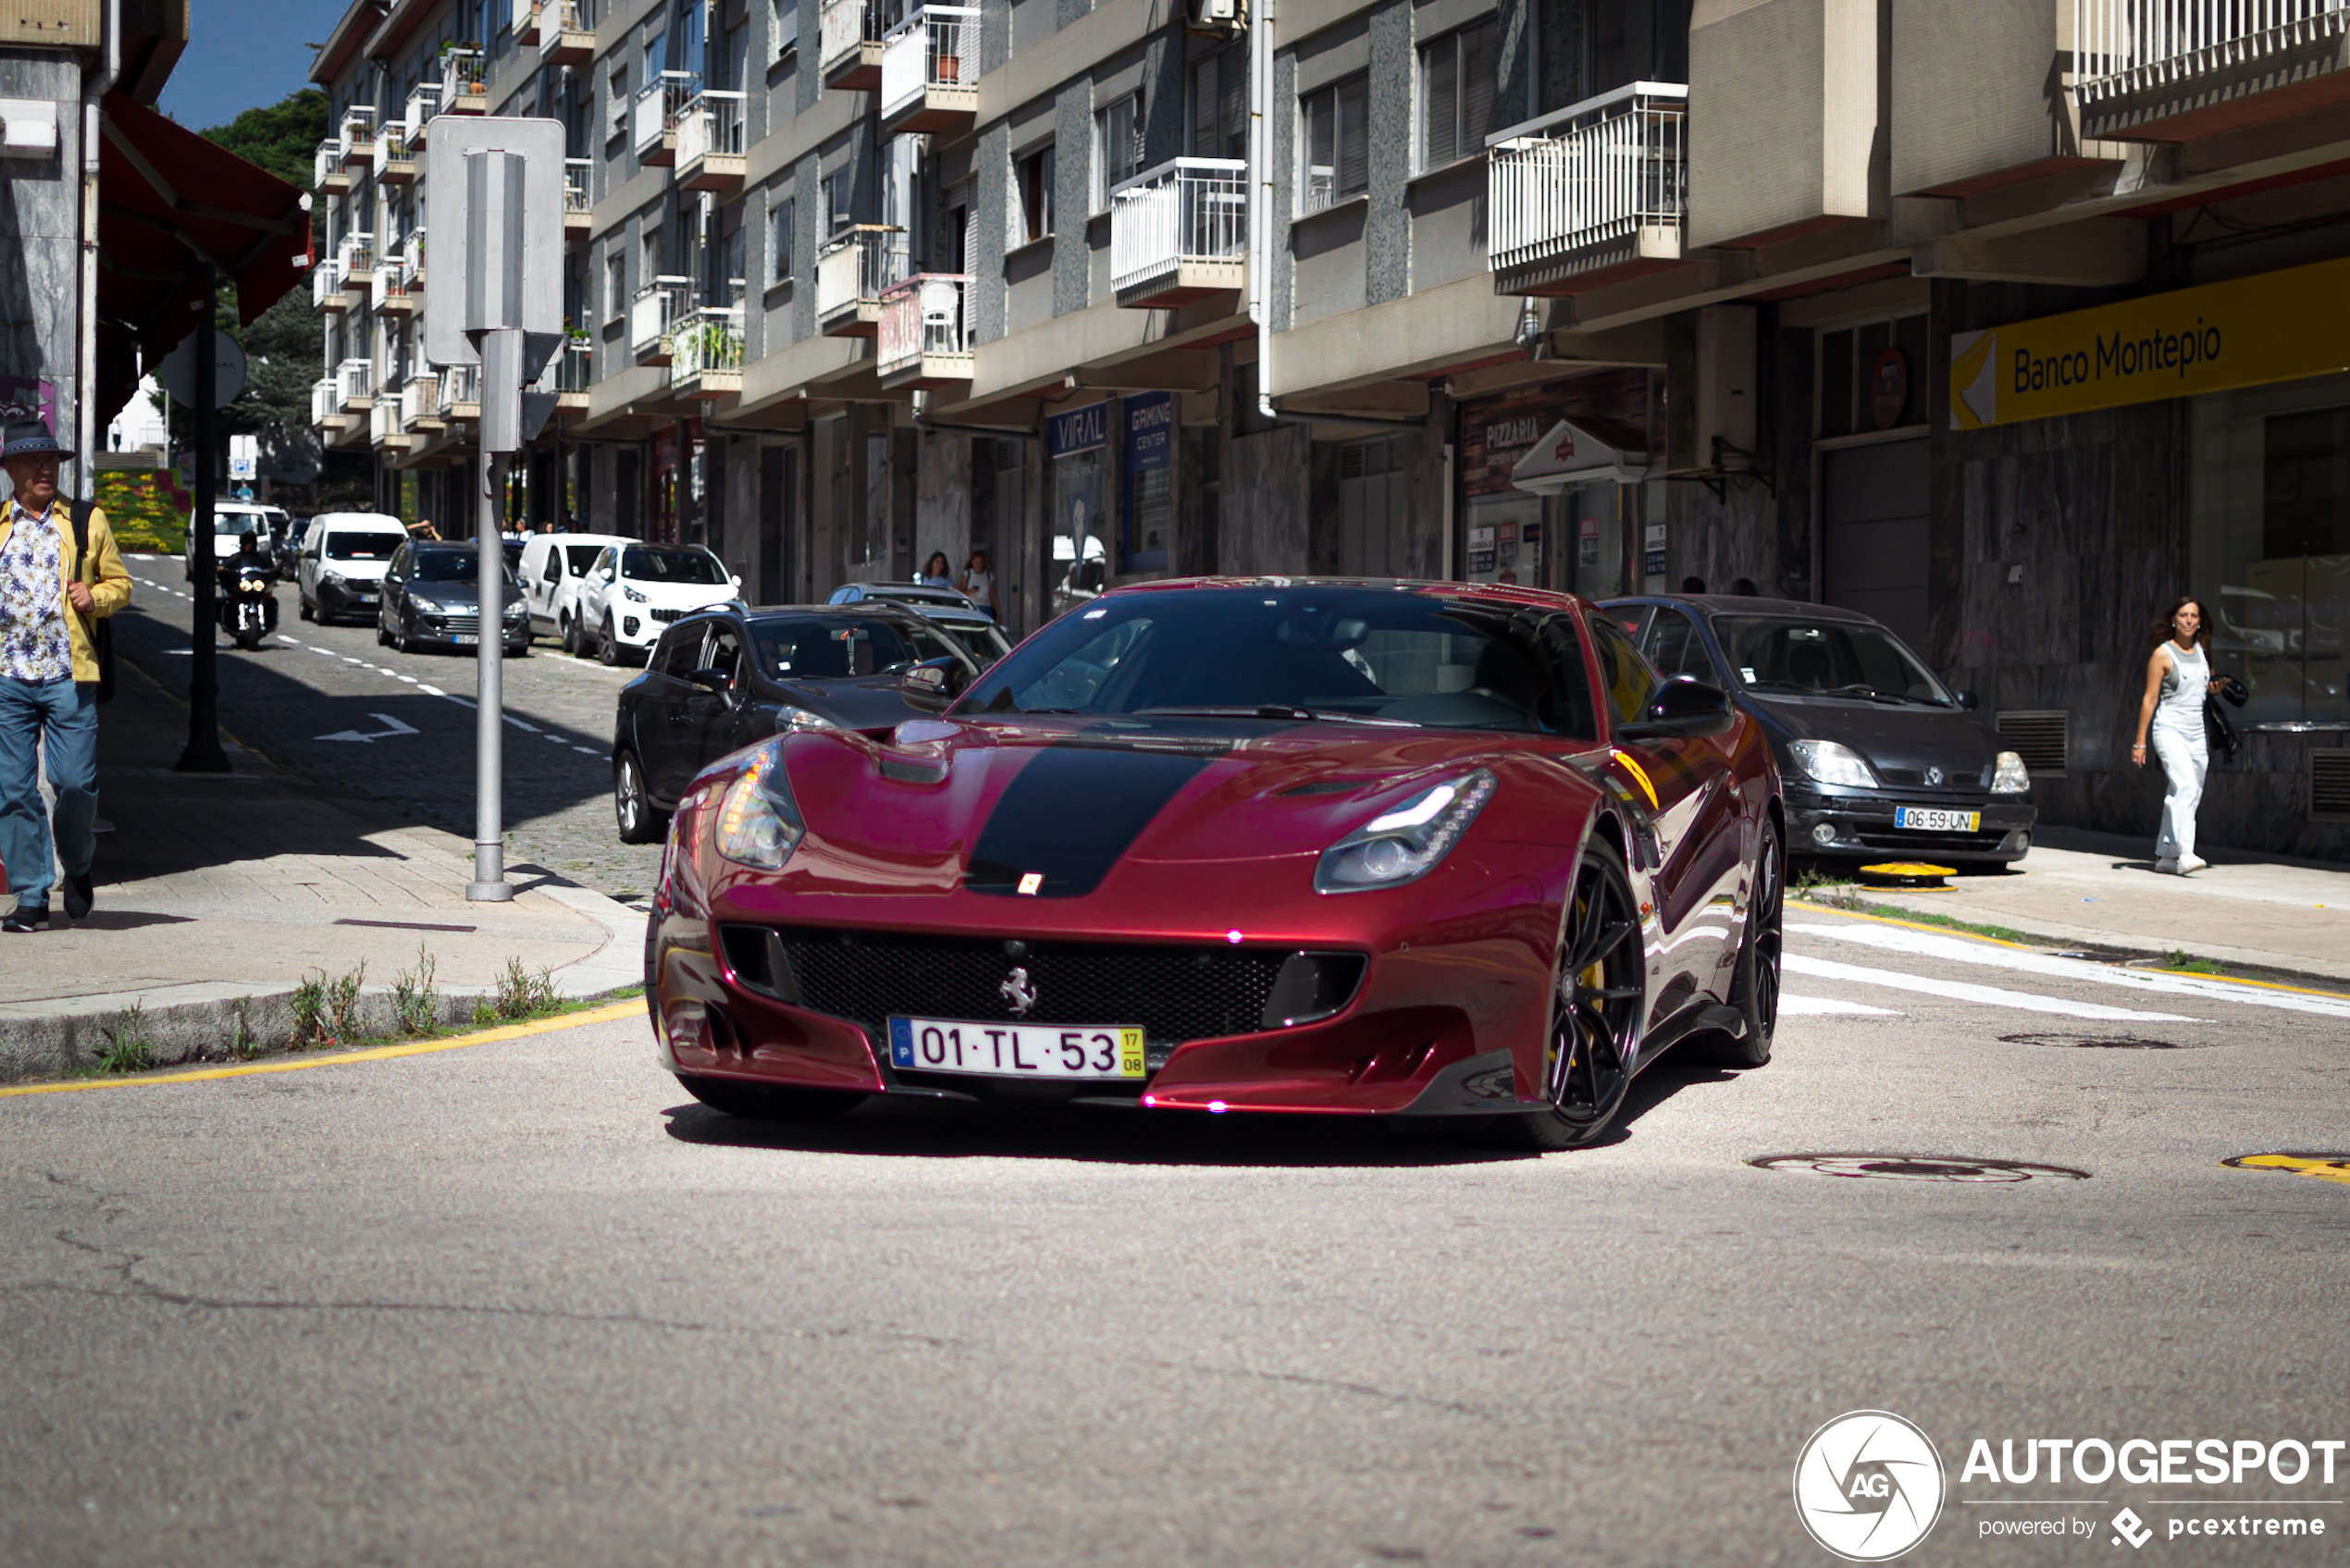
[308, 0, 2350, 856]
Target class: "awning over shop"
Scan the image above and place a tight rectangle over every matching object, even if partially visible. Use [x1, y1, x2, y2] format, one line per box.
[93, 91, 311, 423]
[1509, 417, 1651, 492]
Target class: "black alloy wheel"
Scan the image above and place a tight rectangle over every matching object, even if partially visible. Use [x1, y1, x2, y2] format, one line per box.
[1712, 821, 1782, 1068]
[396, 612, 416, 656]
[598, 614, 621, 666]
[377, 612, 392, 648]
[676, 1074, 866, 1121]
[561, 613, 580, 657]
[614, 750, 663, 844]
[1497, 845, 1645, 1151]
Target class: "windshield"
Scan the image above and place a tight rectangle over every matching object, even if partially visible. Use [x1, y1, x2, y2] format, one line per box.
[410, 548, 518, 586]
[214, 512, 282, 536]
[936, 620, 1013, 666]
[325, 532, 400, 561]
[753, 616, 964, 680]
[564, 544, 607, 574]
[958, 586, 1598, 735]
[1713, 615, 1955, 706]
[622, 546, 727, 586]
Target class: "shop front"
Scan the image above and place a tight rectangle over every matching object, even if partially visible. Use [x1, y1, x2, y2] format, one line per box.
[1454, 371, 1655, 597]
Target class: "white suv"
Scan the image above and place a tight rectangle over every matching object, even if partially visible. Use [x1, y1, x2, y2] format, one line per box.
[517, 532, 633, 655]
[575, 542, 739, 664]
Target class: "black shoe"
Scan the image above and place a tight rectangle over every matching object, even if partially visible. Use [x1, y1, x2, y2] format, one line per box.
[3, 904, 48, 933]
[63, 874, 92, 920]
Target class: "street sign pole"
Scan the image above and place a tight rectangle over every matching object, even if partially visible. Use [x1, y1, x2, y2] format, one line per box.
[176, 263, 229, 774]
[471, 435, 510, 900]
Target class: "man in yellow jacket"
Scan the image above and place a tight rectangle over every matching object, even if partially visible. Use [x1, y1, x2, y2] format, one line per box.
[0, 414, 131, 931]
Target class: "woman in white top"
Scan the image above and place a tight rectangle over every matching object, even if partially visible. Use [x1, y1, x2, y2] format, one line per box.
[959, 549, 996, 621]
[2132, 596, 2220, 874]
[918, 551, 954, 590]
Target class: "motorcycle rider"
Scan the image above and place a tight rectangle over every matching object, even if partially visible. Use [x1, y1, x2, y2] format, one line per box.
[218, 529, 277, 642]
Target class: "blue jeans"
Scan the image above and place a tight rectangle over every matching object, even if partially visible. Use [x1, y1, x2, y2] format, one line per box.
[0, 678, 97, 908]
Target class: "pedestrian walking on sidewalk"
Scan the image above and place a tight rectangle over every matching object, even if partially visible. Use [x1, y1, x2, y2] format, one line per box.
[958, 549, 995, 621]
[2132, 595, 2218, 876]
[0, 416, 130, 931]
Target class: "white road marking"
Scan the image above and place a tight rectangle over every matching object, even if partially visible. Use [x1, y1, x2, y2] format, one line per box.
[277, 635, 300, 646]
[573, 746, 600, 755]
[1779, 994, 1900, 1017]
[1789, 921, 2350, 1019]
[504, 715, 540, 732]
[315, 713, 422, 744]
[1781, 955, 2202, 1022]
[417, 684, 445, 697]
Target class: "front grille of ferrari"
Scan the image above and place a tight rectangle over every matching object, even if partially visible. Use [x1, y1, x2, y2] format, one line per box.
[726, 926, 1309, 1068]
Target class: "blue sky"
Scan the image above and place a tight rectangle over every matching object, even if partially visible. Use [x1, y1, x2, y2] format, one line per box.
[158, 0, 338, 131]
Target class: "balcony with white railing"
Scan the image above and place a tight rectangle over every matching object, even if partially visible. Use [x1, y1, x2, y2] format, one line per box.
[315, 137, 349, 192]
[2073, 0, 2350, 138]
[314, 256, 346, 312]
[338, 107, 376, 170]
[336, 357, 375, 411]
[375, 253, 417, 316]
[403, 372, 444, 432]
[564, 158, 593, 243]
[372, 395, 415, 451]
[1109, 158, 1246, 308]
[876, 274, 972, 388]
[1487, 82, 1688, 298]
[401, 227, 425, 286]
[549, 340, 593, 408]
[676, 91, 748, 192]
[311, 377, 344, 430]
[669, 307, 745, 398]
[515, 0, 544, 45]
[821, 0, 892, 90]
[376, 118, 415, 184]
[631, 275, 695, 364]
[539, 0, 593, 65]
[440, 45, 488, 116]
[437, 361, 481, 420]
[337, 232, 377, 299]
[879, 6, 978, 132]
[404, 81, 441, 148]
[815, 225, 909, 335]
[634, 70, 700, 168]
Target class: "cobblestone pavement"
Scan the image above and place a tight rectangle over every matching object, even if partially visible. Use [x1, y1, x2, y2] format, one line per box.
[117, 557, 662, 901]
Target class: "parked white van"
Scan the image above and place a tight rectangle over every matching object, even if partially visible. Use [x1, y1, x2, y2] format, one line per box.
[296, 512, 411, 625]
[516, 532, 632, 655]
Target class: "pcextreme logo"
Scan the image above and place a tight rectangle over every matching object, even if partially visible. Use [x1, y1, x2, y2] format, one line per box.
[1794, 1411, 1948, 1562]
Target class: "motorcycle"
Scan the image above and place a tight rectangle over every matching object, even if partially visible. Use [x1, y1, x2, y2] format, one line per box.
[218, 556, 279, 650]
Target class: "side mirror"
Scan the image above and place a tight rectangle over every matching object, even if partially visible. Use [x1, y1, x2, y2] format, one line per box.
[900, 655, 969, 711]
[1616, 677, 1736, 741]
[1956, 689, 1981, 711]
[686, 667, 735, 700]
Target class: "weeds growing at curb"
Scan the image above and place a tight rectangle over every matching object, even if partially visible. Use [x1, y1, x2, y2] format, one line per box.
[291, 961, 368, 1048]
[495, 957, 559, 1020]
[2160, 948, 2231, 975]
[472, 999, 497, 1027]
[230, 998, 261, 1061]
[390, 944, 440, 1035]
[96, 1003, 155, 1075]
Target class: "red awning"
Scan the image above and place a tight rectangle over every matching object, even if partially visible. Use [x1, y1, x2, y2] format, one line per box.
[94, 91, 313, 423]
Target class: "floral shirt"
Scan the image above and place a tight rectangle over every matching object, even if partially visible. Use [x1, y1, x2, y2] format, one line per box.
[0, 501, 72, 684]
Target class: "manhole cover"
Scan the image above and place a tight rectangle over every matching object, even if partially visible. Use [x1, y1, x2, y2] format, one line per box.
[1999, 1031, 2193, 1050]
[2221, 1153, 2350, 1185]
[1749, 1153, 2092, 1182]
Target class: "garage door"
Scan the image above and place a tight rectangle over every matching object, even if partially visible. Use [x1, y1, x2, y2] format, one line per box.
[1822, 437, 1929, 654]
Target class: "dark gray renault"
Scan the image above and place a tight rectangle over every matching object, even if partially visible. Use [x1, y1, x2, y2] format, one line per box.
[1602, 595, 2035, 866]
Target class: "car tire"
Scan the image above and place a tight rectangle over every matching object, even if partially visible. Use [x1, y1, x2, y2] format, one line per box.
[376, 613, 392, 648]
[613, 750, 666, 844]
[598, 615, 620, 667]
[1708, 821, 1781, 1070]
[675, 1074, 867, 1121]
[298, 596, 314, 623]
[561, 614, 580, 657]
[1490, 841, 1644, 1152]
[396, 615, 415, 656]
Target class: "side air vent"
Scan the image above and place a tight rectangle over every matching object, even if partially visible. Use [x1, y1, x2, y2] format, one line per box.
[1996, 710, 2069, 777]
[2311, 751, 2350, 821]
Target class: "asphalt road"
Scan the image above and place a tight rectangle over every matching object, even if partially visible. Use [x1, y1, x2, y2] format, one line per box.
[5, 907, 2347, 1567]
[114, 554, 661, 900]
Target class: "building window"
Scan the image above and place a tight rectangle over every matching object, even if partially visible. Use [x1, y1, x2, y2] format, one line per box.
[1014, 144, 1053, 244]
[769, 194, 795, 285]
[823, 164, 853, 233]
[772, 0, 798, 60]
[1095, 92, 1144, 211]
[607, 66, 628, 141]
[1300, 75, 1367, 213]
[1816, 313, 1928, 439]
[1419, 19, 1499, 171]
[605, 252, 625, 321]
[1190, 48, 1244, 162]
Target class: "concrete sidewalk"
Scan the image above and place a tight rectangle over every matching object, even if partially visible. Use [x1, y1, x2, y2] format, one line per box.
[0, 661, 644, 1080]
[1803, 825, 2350, 985]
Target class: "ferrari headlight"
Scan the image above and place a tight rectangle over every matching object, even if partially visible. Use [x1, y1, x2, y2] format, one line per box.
[712, 738, 805, 870]
[624, 585, 649, 604]
[1314, 770, 1494, 894]
[1788, 739, 1878, 789]
[1992, 749, 2031, 793]
[774, 705, 838, 735]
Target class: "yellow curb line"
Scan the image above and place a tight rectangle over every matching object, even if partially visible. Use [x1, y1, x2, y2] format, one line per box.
[0, 999, 646, 1099]
[1787, 899, 2350, 1005]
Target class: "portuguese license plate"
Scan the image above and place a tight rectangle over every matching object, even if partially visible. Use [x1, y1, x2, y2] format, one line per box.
[1896, 807, 1980, 833]
[451, 633, 478, 646]
[887, 1018, 1146, 1080]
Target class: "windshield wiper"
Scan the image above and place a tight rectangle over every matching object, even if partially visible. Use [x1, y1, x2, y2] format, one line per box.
[1132, 705, 1419, 727]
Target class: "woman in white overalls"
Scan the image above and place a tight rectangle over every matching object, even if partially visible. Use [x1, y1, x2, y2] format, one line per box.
[2131, 597, 2219, 874]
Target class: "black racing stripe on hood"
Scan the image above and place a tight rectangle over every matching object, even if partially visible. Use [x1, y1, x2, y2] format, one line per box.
[967, 744, 1211, 898]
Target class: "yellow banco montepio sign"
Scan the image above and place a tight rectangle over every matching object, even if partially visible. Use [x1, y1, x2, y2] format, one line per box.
[1948, 255, 2350, 429]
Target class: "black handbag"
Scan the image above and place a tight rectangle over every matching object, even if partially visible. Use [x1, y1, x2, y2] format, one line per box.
[2204, 673, 2246, 761]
